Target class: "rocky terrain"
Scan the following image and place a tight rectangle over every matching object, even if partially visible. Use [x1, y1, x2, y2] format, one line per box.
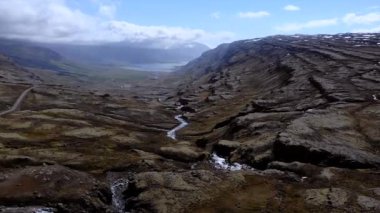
[0, 33, 379, 212]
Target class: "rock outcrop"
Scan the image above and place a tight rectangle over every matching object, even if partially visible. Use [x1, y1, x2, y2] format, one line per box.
[173, 33, 380, 171]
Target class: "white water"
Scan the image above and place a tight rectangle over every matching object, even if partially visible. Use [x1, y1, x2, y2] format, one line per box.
[34, 208, 55, 213]
[111, 179, 129, 213]
[167, 115, 188, 140]
[210, 153, 253, 171]
[373, 95, 378, 101]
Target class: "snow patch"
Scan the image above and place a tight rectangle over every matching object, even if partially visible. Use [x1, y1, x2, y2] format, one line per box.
[245, 38, 262, 43]
[362, 34, 374, 38]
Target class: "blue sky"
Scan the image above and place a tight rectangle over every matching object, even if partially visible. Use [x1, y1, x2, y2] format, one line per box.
[1, 0, 380, 47]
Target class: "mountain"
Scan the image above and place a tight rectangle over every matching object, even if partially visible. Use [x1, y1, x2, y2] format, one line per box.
[0, 38, 210, 72]
[143, 33, 380, 211]
[172, 33, 380, 169]
[39, 41, 209, 66]
[0, 33, 380, 212]
[0, 39, 64, 71]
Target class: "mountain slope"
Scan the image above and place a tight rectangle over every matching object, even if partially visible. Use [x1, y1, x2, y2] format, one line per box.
[39, 41, 209, 66]
[0, 39, 65, 71]
[0, 38, 210, 72]
[171, 33, 380, 169]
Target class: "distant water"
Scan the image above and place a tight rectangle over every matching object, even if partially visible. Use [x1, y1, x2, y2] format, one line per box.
[123, 62, 188, 72]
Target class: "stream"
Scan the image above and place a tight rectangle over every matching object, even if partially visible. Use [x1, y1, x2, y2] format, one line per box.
[210, 153, 253, 171]
[109, 108, 250, 212]
[167, 115, 188, 140]
[110, 178, 129, 213]
[109, 111, 189, 213]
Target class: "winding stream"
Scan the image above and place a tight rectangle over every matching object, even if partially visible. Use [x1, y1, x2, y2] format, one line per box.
[167, 115, 188, 140]
[109, 110, 189, 212]
[166, 109, 251, 171]
[109, 109, 251, 212]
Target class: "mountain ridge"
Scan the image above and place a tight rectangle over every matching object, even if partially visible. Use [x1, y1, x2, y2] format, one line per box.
[0, 38, 210, 72]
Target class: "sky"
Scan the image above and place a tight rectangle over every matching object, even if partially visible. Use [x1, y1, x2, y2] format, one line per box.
[0, 0, 380, 47]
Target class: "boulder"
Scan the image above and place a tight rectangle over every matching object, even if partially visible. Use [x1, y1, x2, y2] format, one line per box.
[180, 106, 196, 113]
[229, 134, 276, 169]
[273, 110, 380, 169]
[357, 195, 380, 211]
[305, 188, 348, 207]
[213, 140, 240, 157]
[160, 143, 208, 162]
[0, 165, 111, 212]
[268, 161, 322, 177]
[124, 170, 245, 212]
[206, 95, 220, 102]
[0, 155, 47, 168]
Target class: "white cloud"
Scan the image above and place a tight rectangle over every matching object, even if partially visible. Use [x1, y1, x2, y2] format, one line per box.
[352, 25, 380, 33]
[0, 0, 234, 47]
[210, 12, 221, 19]
[276, 18, 338, 32]
[343, 12, 380, 25]
[284, 5, 300, 11]
[106, 21, 234, 46]
[99, 4, 116, 19]
[238, 11, 270, 19]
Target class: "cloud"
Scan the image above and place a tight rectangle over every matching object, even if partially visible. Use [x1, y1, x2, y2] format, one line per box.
[276, 18, 338, 32]
[99, 4, 116, 19]
[352, 25, 380, 33]
[284, 5, 300, 11]
[343, 12, 380, 25]
[0, 0, 234, 47]
[210, 12, 221, 19]
[0, 0, 95, 40]
[238, 11, 270, 19]
[106, 21, 235, 46]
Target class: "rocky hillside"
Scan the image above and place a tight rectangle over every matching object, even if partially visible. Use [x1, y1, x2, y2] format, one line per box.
[173, 33, 380, 169]
[0, 39, 65, 71]
[162, 33, 380, 211]
[0, 34, 380, 212]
